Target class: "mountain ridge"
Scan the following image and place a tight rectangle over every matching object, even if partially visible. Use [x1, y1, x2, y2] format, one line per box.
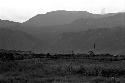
[23, 10, 119, 27]
[0, 28, 42, 51]
[0, 11, 125, 53]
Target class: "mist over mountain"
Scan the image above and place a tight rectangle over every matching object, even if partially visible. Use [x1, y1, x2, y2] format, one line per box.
[0, 28, 42, 51]
[0, 11, 125, 54]
[21, 12, 125, 46]
[23, 10, 108, 27]
[22, 11, 124, 34]
[0, 19, 20, 29]
[52, 26, 125, 54]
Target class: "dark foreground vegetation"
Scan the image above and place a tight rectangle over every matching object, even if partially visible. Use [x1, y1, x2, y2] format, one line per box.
[0, 49, 125, 83]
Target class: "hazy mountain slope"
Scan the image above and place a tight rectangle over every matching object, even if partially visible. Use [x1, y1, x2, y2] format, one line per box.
[0, 28, 42, 50]
[49, 12, 125, 32]
[0, 19, 20, 29]
[68, 13, 125, 31]
[23, 10, 106, 27]
[21, 13, 125, 41]
[51, 26, 125, 54]
[0, 11, 125, 53]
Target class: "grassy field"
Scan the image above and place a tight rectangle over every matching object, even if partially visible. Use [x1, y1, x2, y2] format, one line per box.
[0, 56, 125, 83]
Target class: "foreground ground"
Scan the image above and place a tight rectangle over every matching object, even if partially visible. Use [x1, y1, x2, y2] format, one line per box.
[0, 55, 125, 83]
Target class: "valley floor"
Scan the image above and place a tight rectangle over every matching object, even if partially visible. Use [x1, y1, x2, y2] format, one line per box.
[0, 57, 125, 83]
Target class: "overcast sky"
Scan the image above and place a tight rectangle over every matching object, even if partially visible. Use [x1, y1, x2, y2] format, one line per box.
[0, 0, 125, 22]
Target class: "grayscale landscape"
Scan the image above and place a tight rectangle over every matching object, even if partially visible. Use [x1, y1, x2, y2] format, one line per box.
[0, 0, 125, 82]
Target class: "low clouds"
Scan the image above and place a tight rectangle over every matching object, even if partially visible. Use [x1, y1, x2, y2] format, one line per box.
[0, 0, 124, 22]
